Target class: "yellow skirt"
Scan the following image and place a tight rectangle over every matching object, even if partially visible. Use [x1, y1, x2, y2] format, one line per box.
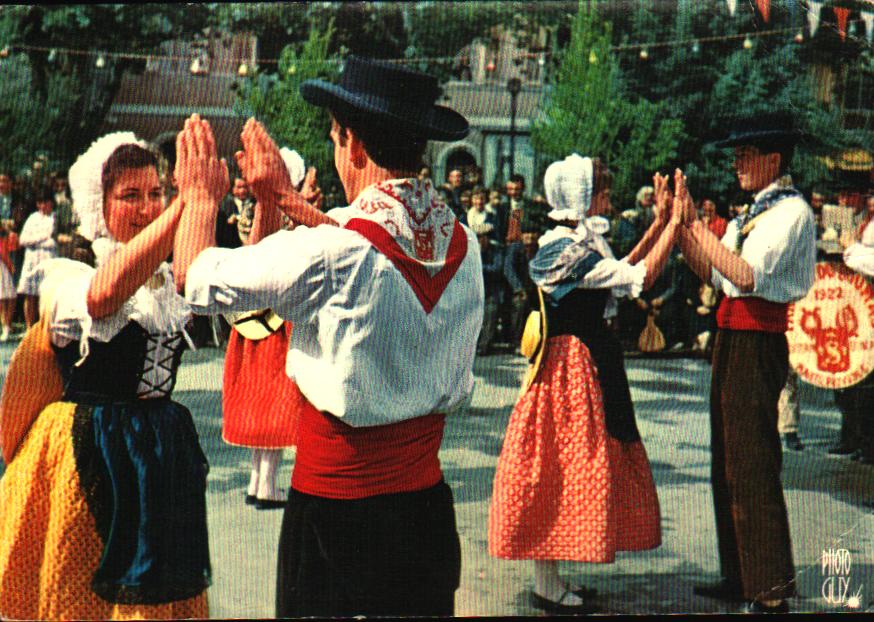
[0, 402, 207, 620]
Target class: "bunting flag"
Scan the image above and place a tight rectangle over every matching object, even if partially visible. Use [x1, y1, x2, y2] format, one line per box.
[808, 1, 823, 36]
[726, 0, 737, 17]
[862, 10, 874, 43]
[756, 0, 771, 22]
[833, 6, 850, 41]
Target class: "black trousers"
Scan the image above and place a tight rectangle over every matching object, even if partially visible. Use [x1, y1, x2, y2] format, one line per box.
[834, 373, 874, 459]
[276, 481, 461, 618]
[710, 329, 795, 601]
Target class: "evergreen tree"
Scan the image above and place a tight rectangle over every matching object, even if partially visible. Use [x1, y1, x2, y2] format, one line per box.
[531, 2, 683, 207]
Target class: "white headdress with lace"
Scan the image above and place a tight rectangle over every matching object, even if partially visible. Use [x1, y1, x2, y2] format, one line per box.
[544, 153, 594, 226]
[68, 131, 149, 243]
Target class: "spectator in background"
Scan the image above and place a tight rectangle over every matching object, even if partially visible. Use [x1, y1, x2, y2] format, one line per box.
[0, 173, 14, 225]
[810, 189, 825, 239]
[16, 188, 56, 327]
[0, 218, 17, 341]
[610, 185, 653, 260]
[504, 174, 548, 246]
[51, 175, 78, 260]
[701, 197, 727, 239]
[489, 189, 508, 244]
[473, 222, 502, 356]
[441, 167, 466, 221]
[217, 176, 254, 249]
[418, 165, 431, 182]
[503, 230, 540, 352]
[466, 187, 491, 230]
[466, 164, 483, 190]
[459, 189, 472, 219]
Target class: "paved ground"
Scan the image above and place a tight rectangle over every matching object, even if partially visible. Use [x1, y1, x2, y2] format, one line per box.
[1, 340, 872, 616]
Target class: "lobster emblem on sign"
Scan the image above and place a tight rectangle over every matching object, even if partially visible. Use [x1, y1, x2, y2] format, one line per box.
[787, 262, 874, 389]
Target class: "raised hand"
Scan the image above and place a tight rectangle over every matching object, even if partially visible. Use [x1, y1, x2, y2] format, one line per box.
[300, 166, 323, 210]
[673, 168, 695, 225]
[236, 118, 293, 202]
[175, 114, 229, 206]
[653, 172, 670, 224]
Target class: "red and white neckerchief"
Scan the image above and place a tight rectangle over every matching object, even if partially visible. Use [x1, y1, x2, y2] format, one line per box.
[342, 178, 467, 314]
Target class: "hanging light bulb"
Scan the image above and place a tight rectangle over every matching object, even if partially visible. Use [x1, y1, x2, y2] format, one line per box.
[237, 61, 248, 77]
[95, 53, 106, 68]
[190, 57, 202, 74]
[0, 46, 9, 59]
[692, 41, 701, 55]
[742, 37, 753, 50]
[588, 49, 598, 64]
[639, 48, 649, 60]
[794, 31, 804, 44]
[486, 59, 496, 72]
[287, 64, 297, 75]
[47, 48, 57, 63]
[538, 54, 545, 67]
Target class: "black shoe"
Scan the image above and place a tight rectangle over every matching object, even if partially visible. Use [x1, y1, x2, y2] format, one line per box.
[828, 443, 858, 455]
[571, 585, 598, 599]
[781, 433, 804, 451]
[693, 578, 744, 602]
[530, 590, 599, 615]
[245, 494, 257, 505]
[256, 498, 286, 510]
[742, 600, 789, 614]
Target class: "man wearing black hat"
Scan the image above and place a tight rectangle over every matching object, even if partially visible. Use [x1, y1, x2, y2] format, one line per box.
[173, 57, 484, 617]
[673, 112, 816, 614]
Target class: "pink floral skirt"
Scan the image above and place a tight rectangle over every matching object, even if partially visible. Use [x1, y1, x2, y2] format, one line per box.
[488, 335, 661, 562]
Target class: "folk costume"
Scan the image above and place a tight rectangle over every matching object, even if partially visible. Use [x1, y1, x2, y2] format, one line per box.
[706, 116, 816, 603]
[489, 154, 661, 564]
[222, 148, 308, 508]
[0, 133, 210, 620]
[185, 55, 482, 618]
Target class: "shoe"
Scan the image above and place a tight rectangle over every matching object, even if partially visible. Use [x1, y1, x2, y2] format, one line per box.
[256, 498, 286, 510]
[742, 600, 789, 614]
[693, 578, 744, 602]
[828, 443, 857, 455]
[245, 494, 257, 505]
[781, 433, 804, 451]
[530, 590, 599, 615]
[571, 584, 598, 599]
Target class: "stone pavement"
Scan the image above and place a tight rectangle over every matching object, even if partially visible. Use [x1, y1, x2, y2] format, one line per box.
[1, 342, 872, 616]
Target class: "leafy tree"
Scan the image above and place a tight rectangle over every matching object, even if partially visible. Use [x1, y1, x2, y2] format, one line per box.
[235, 20, 343, 206]
[531, 2, 684, 207]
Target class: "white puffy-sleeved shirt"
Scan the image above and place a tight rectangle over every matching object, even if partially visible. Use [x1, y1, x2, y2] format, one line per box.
[39, 256, 192, 399]
[538, 225, 647, 318]
[185, 221, 484, 428]
[843, 219, 874, 278]
[711, 181, 816, 303]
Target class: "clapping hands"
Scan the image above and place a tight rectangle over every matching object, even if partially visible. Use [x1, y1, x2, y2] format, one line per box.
[236, 118, 293, 202]
[175, 114, 229, 207]
[651, 168, 696, 227]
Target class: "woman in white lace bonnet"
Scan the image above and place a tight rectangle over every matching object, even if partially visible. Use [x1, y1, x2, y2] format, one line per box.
[488, 154, 684, 614]
[0, 130, 220, 618]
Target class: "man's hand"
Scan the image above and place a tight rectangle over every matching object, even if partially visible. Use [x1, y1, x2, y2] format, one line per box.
[175, 114, 229, 208]
[300, 167, 323, 210]
[673, 168, 696, 226]
[236, 118, 293, 203]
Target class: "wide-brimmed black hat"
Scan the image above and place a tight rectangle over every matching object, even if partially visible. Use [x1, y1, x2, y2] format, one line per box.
[712, 111, 802, 150]
[300, 55, 469, 142]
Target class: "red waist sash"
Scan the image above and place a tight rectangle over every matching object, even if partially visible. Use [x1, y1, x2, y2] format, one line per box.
[716, 297, 788, 333]
[291, 391, 445, 499]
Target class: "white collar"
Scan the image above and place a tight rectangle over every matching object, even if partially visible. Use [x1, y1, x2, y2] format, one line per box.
[753, 175, 794, 204]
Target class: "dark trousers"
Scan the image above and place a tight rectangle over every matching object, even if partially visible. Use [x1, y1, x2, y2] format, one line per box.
[276, 481, 461, 618]
[710, 329, 795, 601]
[834, 374, 874, 459]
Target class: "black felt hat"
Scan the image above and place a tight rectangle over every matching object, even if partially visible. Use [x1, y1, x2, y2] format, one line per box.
[300, 55, 469, 142]
[712, 111, 802, 150]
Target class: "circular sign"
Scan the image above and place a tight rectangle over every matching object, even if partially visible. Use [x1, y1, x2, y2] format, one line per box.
[787, 262, 874, 389]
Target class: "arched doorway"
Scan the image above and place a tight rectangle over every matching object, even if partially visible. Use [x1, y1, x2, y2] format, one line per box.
[443, 148, 477, 184]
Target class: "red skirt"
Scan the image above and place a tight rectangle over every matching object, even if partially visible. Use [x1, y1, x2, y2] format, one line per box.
[488, 335, 661, 562]
[222, 323, 302, 448]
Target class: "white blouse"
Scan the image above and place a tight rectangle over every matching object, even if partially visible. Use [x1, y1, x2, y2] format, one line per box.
[185, 222, 484, 428]
[39, 256, 192, 398]
[18, 212, 56, 250]
[711, 182, 816, 303]
[843, 219, 874, 279]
